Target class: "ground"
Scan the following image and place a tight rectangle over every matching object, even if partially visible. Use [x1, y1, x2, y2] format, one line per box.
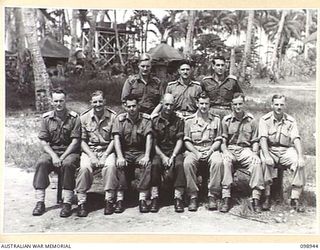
[3, 78, 317, 235]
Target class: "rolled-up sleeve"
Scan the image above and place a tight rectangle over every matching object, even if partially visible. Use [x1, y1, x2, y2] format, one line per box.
[112, 117, 121, 136]
[258, 118, 268, 139]
[184, 120, 192, 142]
[143, 119, 153, 137]
[38, 119, 50, 142]
[290, 121, 300, 142]
[70, 117, 81, 139]
[121, 78, 131, 102]
[251, 120, 259, 143]
[176, 119, 184, 140]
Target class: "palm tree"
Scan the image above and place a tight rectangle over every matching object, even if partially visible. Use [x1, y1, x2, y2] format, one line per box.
[239, 10, 254, 84]
[69, 9, 78, 64]
[184, 10, 196, 58]
[87, 10, 98, 61]
[22, 8, 51, 112]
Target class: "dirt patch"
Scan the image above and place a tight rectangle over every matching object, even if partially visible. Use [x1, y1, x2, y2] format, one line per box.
[3, 166, 317, 234]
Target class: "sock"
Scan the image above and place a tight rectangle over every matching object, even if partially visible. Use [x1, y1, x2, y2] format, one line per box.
[265, 185, 271, 196]
[291, 187, 302, 199]
[63, 190, 74, 204]
[208, 190, 217, 198]
[222, 188, 231, 199]
[139, 190, 148, 201]
[151, 186, 159, 199]
[116, 190, 124, 201]
[77, 192, 87, 205]
[35, 189, 45, 203]
[174, 187, 184, 199]
[105, 190, 115, 202]
[190, 192, 198, 199]
[252, 189, 261, 200]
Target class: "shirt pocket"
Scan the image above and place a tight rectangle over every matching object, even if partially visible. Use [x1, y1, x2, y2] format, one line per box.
[190, 127, 202, 142]
[131, 85, 143, 96]
[208, 123, 218, 140]
[101, 125, 112, 141]
[267, 127, 277, 144]
[279, 124, 291, 146]
[242, 124, 253, 142]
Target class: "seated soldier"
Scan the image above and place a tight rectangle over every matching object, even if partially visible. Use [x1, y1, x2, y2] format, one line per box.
[151, 93, 186, 213]
[112, 94, 154, 213]
[32, 89, 80, 217]
[76, 90, 125, 217]
[183, 92, 224, 212]
[259, 94, 306, 212]
[221, 93, 265, 213]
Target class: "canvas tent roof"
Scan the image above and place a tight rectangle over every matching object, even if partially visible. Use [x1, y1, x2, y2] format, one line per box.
[39, 36, 70, 58]
[148, 41, 184, 62]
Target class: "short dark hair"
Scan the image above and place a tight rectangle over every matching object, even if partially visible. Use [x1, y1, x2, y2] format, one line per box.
[212, 56, 226, 65]
[232, 92, 245, 101]
[196, 91, 210, 101]
[123, 94, 139, 103]
[91, 90, 104, 99]
[272, 94, 286, 102]
[52, 88, 66, 96]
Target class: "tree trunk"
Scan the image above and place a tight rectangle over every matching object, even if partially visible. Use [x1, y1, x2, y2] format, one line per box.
[270, 10, 287, 82]
[69, 9, 78, 64]
[229, 47, 236, 75]
[239, 10, 254, 84]
[114, 10, 125, 66]
[87, 10, 98, 61]
[22, 8, 52, 112]
[5, 8, 15, 52]
[304, 9, 310, 60]
[14, 8, 26, 85]
[184, 10, 196, 58]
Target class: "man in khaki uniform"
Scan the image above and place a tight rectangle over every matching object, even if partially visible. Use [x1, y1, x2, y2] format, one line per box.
[259, 94, 305, 212]
[221, 93, 265, 213]
[184, 92, 224, 212]
[32, 89, 80, 218]
[112, 94, 154, 213]
[153, 62, 202, 119]
[76, 90, 125, 216]
[201, 56, 243, 118]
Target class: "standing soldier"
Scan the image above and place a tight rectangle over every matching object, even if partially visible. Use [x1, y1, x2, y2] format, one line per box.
[112, 94, 154, 213]
[32, 89, 80, 217]
[221, 93, 265, 213]
[76, 91, 125, 217]
[152, 61, 202, 119]
[151, 93, 186, 213]
[183, 92, 224, 212]
[121, 53, 163, 114]
[259, 94, 305, 212]
[201, 56, 243, 118]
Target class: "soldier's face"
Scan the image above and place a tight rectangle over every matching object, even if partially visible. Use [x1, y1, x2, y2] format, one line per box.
[138, 60, 152, 76]
[197, 97, 210, 114]
[232, 96, 245, 114]
[91, 94, 105, 113]
[178, 64, 191, 79]
[212, 59, 226, 76]
[162, 96, 175, 115]
[125, 100, 139, 116]
[52, 93, 66, 112]
[272, 97, 286, 115]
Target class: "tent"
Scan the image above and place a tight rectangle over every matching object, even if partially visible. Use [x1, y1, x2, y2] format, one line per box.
[148, 41, 184, 63]
[39, 36, 70, 59]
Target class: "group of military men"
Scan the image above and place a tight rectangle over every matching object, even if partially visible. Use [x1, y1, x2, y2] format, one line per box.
[32, 54, 306, 218]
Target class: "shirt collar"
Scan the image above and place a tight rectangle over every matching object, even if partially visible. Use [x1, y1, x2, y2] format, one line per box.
[230, 112, 250, 122]
[89, 108, 110, 122]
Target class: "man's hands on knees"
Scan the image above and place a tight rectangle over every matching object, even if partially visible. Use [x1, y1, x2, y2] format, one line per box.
[116, 157, 127, 169]
[139, 155, 150, 168]
[52, 154, 62, 168]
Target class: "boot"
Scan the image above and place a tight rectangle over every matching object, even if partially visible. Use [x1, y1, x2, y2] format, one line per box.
[208, 196, 218, 211]
[262, 196, 271, 211]
[188, 198, 198, 212]
[220, 197, 230, 213]
[252, 199, 262, 213]
[32, 201, 45, 216]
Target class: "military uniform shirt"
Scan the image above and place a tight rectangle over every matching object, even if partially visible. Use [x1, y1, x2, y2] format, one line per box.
[259, 111, 300, 147]
[184, 112, 222, 151]
[121, 74, 163, 114]
[222, 112, 258, 147]
[80, 108, 117, 151]
[152, 112, 184, 153]
[112, 112, 153, 152]
[38, 110, 81, 152]
[201, 74, 242, 107]
[165, 78, 202, 112]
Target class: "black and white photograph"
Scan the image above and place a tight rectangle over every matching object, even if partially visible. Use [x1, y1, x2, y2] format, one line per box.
[3, 6, 318, 235]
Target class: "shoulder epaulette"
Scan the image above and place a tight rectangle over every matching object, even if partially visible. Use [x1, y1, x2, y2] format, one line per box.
[167, 81, 177, 86]
[184, 113, 196, 121]
[191, 80, 201, 86]
[42, 111, 53, 118]
[285, 114, 295, 122]
[202, 76, 213, 81]
[152, 76, 161, 83]
[106, 108, 117, 115]
[141, 113, 151, 120]
[80, 108, 92, 116]
[128, 74, 139, 82]
[246, 113, 254, 119]
[261, 112, 272, 120]
[222, 114, 232, 122]
[117, 113, 127, 122]
[69, 110, 78, 117]
[150, 113, 159, 119]
[227, 75, 237, 81]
